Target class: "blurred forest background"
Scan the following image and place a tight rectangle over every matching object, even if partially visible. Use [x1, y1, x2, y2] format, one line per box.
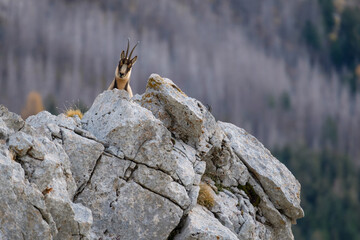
[0, 0, 360, 239]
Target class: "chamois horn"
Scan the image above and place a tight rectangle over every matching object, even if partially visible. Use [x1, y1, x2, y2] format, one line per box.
[129, 41, 139, 60]
[125, 38, 130, 59]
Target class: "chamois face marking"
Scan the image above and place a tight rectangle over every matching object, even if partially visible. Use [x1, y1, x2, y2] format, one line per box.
[116, 39, 138, 79]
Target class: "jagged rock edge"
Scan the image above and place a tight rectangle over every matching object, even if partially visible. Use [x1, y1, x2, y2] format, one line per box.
[232, 149, 293, 220]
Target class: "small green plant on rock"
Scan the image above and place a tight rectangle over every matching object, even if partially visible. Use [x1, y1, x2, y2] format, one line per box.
[238, 183, 261, 207]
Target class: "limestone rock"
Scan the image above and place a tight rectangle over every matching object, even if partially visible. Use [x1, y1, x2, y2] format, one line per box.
[218, 122, 304, 220]
[75, 154, 183, 240]
[0, 105, 24, 133]
[81, 89, 173, 162]
[78, 89, 199, 238]
[23, 110, 83, 145]
[132, 164, 190, 209]
[140, 74, 217, 155]
[0, 118, 11, 140]
[212, 187, 286, 240]
[17, 152, 91, 240]
[61, 128, 104, 189]
[16, 136, 77, 199]
[8, 131, 33, 157]
[7, 122, 92, 239]
[0, 145, 56, 240]
[26, 111, 80, 131]
[0, 74, 304, 240]
[81, 89, 196, 185]
[212, 190, 245, 235]
[204, 130, 250, 187]
[172, 140, 196, 189]
[173, 205, 239, 240]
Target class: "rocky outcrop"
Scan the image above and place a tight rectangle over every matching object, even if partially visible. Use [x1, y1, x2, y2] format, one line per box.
[0, 74, 304, 240]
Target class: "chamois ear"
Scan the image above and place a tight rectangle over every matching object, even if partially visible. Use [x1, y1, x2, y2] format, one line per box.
[131, 56, 137, 65]
[128, 41, 139, 60]
[118, 58, 123, 68]
[120, 50, 125, 60]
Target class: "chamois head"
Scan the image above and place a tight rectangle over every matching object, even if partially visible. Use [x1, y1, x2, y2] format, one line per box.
[116, 39, 138, 79]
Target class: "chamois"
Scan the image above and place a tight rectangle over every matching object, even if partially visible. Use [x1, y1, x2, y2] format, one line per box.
[108, 39, 138, 97]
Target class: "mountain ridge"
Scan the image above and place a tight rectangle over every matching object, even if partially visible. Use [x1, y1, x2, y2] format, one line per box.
[0, 74, 304, 239]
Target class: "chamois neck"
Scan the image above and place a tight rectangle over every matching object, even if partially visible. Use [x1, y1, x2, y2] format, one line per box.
[114, 67, 132, 90]
[114, 75, 130, 90]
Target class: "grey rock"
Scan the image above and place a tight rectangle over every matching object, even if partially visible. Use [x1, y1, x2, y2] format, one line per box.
[108, 181, 183, 240]
[17, 136, 77, 198]
[219, 121, 304, 220]
[132, 164, 190, 209]
[202, 123, 295, 239]
[188, 185, 200, 211]
[273, 220, 295, 240]
[0, 144, 56, 240]
[72, 203, 94, 239]
[46, 123, 62, 139]
[172, 146, 196, 189]
[45, 197, 93, 240]
[193, 173, 202, 186]
[8, 131, 33, 157]
[204, 130, 250, 188]
[0, 74, 304, 240]
[105, 145, 125, 159]
[13, 129, 92, 239]
[81, 89, 191, 185]
[173, 139, 197, 164]
[201, 176, 290, 240]
[25, 111, 56, 128]
[0, 104, 24, 132]
[28, 138, 46, 160]
[21, 122, 53, 141]
[211, 187, 278, 240]
[81, 89, 173, 162]
[72, 154, 132, 236]
[237, 216, 256, 240]
[76, 154, 131, 195]
[255, 223, 273, 240]
[140, 74, 217, 155]
[0, 118, 11, 140]
[55, 113, 82, 129]
[61, 128, 104, 189]
[134, 135, 178, 179]
[247, 176, 288, 228]
[8, 126, 52, 160]
[194, 161, 206, 175]
[26, 111, 80, 130]
[76, 155, 183, 240]
[212, 190, 243, 234]
[74, 126, 98, 141]
[174, 205, 239, 240]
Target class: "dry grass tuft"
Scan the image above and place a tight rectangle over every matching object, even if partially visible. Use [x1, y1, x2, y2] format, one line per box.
[65, 109, 83, 119]
[197, 182, 215, 209]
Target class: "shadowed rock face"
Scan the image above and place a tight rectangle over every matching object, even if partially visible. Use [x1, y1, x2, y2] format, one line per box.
[0, 73, 304, 240]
